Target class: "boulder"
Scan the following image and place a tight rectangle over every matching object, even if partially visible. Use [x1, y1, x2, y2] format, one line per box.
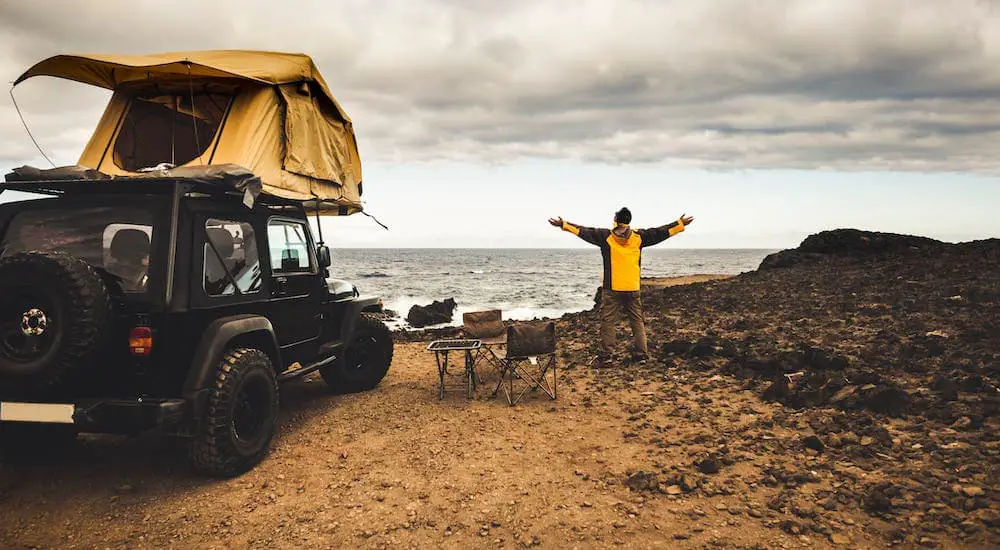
[406, 298, 457, 328]
[760, 229, 943, 269]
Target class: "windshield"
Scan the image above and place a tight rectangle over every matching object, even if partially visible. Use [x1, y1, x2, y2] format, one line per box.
[1, 205, 158, 294]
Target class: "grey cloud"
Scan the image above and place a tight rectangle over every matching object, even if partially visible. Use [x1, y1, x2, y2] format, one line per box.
[2, 0, 1000, 172]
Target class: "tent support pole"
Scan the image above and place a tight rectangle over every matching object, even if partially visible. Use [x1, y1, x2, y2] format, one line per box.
[314, 199, 324, 246]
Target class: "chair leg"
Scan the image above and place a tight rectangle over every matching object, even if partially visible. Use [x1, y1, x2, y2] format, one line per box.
[505, 361, 516, 406]
[472, 347, 505, 389]
[506, 356, 557, 404]
[542, 356, 557, 400]
[492, 359, 507, 398]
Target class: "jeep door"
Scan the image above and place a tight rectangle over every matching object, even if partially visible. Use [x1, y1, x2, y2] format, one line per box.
[263, 217, 323, 365]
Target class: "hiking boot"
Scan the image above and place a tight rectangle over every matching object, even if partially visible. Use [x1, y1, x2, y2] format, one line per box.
[629, 352, 650, 365]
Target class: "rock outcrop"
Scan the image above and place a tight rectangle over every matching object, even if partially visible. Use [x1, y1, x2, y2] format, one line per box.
[760, 228, 943, 269]
[406, 298, 457, 328]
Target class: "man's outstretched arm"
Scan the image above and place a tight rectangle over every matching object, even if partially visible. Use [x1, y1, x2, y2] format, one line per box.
[637, 214, 695, 247]
[548, 216, 606, 246]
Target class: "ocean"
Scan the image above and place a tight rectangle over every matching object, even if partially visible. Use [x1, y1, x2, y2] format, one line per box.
[331, 248, 776, 328]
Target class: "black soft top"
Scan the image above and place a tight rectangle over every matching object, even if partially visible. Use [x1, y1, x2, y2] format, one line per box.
[3, 164, 263, 203]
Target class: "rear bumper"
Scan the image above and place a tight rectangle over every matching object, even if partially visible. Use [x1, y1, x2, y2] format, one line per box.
[0, 398, 187, 434]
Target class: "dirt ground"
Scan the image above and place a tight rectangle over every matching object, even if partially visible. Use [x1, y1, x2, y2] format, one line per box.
[0, 338, 919, 549]
[640, 274, 731, 289]
[0, 248, 994, 549]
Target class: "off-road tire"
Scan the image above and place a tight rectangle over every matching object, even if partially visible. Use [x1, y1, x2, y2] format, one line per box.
[321, 313, 393, 394]
[0, 252, 112, 396]
[189, 348, 278, 477]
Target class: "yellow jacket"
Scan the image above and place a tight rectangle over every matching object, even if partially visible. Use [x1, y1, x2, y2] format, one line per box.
[562, 218, 685, 291]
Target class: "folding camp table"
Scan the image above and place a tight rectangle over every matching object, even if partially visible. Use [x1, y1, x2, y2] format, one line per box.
[427, 339, 482, 399]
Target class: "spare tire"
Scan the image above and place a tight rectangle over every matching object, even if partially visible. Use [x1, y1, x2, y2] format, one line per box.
[0, 252, 112, 396]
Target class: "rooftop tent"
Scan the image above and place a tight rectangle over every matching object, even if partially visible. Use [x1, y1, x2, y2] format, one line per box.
[14, 51, 363, 214]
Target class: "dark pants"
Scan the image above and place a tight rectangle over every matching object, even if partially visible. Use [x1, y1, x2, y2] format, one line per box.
[599, 290, 648, 357]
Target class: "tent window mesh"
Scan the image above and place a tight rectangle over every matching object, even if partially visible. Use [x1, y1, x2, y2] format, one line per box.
[114, 93, 230, 172]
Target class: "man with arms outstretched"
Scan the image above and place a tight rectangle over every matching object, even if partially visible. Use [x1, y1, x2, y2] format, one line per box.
[549, 208, 694, 366]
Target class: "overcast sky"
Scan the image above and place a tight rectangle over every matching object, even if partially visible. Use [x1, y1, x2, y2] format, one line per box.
[1, 0, 999, 248]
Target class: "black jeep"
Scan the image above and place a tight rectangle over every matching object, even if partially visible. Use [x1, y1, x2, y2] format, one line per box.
[0, 175, 393, 476]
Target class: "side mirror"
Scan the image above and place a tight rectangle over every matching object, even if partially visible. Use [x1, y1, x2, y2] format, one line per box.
[316, 245, 331, 269]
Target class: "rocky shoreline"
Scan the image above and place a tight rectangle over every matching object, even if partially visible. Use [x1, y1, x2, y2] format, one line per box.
[405, 228, 999, 546]
[554, 229, 999, 546]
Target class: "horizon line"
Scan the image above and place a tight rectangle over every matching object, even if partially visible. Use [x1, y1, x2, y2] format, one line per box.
[327, 246, 783, 250]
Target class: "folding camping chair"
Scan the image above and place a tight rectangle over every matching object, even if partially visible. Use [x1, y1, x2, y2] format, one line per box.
[496, 322, 557, 406]
[462, 310, 507, 384]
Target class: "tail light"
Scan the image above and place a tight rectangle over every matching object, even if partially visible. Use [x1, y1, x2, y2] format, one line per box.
[129, 326, 153, 356]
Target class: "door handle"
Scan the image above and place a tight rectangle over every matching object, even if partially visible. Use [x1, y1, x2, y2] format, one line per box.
[274, 276, 288, 295]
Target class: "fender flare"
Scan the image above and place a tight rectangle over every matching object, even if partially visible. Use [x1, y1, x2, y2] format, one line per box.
[182, 314, 281, 399]
[340, 297, 381, 345]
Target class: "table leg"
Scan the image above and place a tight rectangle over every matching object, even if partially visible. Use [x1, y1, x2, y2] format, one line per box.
[436, 351, 446, 400]
[466, 349, 475, 399]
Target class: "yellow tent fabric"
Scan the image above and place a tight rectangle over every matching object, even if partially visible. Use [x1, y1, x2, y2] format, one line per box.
[16, 51, 362, 214]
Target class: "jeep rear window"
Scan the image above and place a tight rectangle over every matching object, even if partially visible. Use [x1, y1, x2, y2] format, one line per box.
[0, 206, 156, 293]
[114, 92, 231, 172]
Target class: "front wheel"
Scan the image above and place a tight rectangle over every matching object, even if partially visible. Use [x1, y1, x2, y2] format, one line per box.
[189, 348, 278, 477]
[321, 313, 393, 394]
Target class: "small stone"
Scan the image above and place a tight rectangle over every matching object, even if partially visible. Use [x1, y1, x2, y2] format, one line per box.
[860, 436, 874, 446]
[680, 475, 699, 492]
[781, 520, 802, 535]
[952, 417, 972, 430]
[962, 486, 984, 497]
[673, 533, 691, 540]
[666, 485, 683, 495]
[959, 520, 981, 533]
[830, 533, 851, 545]
[695, 457, 721, 474]
[830, 386, 857, 403]
[803, 435, 824, 453]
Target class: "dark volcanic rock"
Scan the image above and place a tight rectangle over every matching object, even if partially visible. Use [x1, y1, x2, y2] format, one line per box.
[863, 482, 902, 515]
[799, 229, 941, 255]
[623, 471, 660, 492]
[760, 228, 943, 269]
[406, 298, 458, 328]
[536, 232, 1000, 542]
[803, 435, 825, 453]
[695, 456, 722, 474]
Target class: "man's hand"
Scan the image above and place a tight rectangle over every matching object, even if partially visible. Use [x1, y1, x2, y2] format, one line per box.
[680, 213, 695, 226]
[548, 217, 564, 228]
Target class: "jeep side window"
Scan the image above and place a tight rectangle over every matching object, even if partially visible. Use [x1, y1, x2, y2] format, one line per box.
[267, 220, 313, 274]
[203, 219, 262, 297]
[103, 224, 152, 292]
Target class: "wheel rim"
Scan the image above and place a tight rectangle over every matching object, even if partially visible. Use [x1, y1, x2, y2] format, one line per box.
[232, 375, 272, 444]
[0, 290, 57, 364]
[346, 335, 380, 372]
